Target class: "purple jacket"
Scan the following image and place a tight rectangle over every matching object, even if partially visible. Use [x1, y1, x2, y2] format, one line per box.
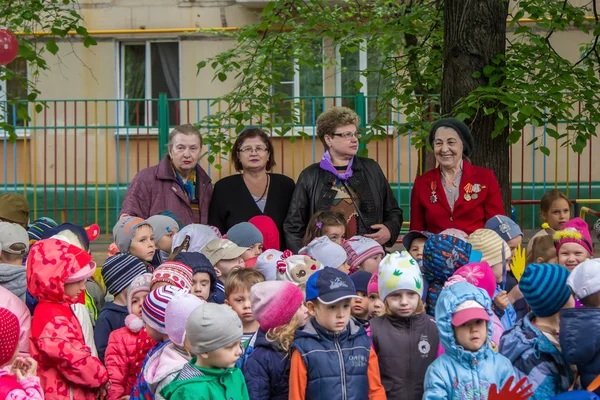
[120, 156, 213, 225]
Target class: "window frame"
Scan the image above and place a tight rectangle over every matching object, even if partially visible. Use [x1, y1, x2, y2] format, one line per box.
[0, 59, 29, 132]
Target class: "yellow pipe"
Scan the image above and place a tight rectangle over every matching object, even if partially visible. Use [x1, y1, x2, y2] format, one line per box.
[576, 199, 600, 204]
[580, 206, 590, 219]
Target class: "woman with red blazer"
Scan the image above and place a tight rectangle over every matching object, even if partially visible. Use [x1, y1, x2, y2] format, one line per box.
[410, 118, 505, 235]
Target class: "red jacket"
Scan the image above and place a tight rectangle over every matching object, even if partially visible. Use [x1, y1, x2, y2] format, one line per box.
[27, 239, 109, 400]
[105, 322, 156, 400]
[410, 161, 505, 235]
[120, 156, 213, 225]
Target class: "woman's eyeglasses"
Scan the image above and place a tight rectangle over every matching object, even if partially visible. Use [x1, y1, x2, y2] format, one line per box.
[239, 146, 268, 154]
[330, 131, 361, 140]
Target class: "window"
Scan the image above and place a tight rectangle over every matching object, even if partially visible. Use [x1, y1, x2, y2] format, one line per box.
[271, 41, 324, 124]
[119, 41, 180, 127]
[336, 41, 392, 124]
[0, 58, 28, 127]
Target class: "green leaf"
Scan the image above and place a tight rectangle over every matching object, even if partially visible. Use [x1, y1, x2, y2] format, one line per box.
[472, 71, 481, 79]
[539, 146, 550, 156]
[218, 72, 227, 82]
[46, 39, 59, 55]
[83, 36, 97, 47]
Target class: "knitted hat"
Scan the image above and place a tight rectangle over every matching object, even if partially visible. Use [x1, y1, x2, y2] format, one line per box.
[251, 281, 304, 331]
[440, 229, 469, 242]
[452, 262, 496, 300]
[299, 236, 347, 269]
[142, 285, 185, 334]
[554, 217, 593, 255]
[201, 238, 247, 266]
[485, 215, 523, 242]
[350, 270, 372, 294]
[378, 251, 423, 300]
[401, 231, 432, 252]
[428, 118, 474, 158]
[27, 217, 58, 244]
[0, 222, 29, 255]
[113, 216, 150, 253]
[146, 215, 179, 243]
[172, 224, 222, 253]
[249, 215, 280, 251]
[0, 193, 30, 226]
[158, 210, 184, 230]
[0, 308, 20, 367]
[127, 273, 153, 314]
[255, 249, 283, 281]
[520, 263, 572, 317]
[173, 252, 217, 296]
[468, 229, 511, 267]
[367, 272, 379, 295]
[151, 262, 194, 290]
[186, 303, 243, 354]
[226, 222, 264, 248]
[165, 292, 206, 347]
[277, 253, 323, 288]
[567, 258, 600, 300]
[102, 253, 148, 296]
[343, 236, 385, 270]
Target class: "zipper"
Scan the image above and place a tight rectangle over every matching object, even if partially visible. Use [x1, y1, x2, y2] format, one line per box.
[334, 334, 347, 400]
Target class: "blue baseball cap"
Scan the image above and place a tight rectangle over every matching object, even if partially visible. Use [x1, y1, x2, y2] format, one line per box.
[402, 231, 432, 251]
[485, 215, 523, 242]
[306, 268, 361, 305]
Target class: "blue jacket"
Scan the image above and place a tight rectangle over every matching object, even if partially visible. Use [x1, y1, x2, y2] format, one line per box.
[292, 318, 371, 400]
[94, 302, 128, 363]
[423, 282, 514, 400]
[243, 329, 290, 400]
[560, 308, 600, 395]
[500, 312, 573, 399]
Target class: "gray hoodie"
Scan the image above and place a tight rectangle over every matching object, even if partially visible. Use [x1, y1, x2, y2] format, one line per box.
[0, 263, 27, 302]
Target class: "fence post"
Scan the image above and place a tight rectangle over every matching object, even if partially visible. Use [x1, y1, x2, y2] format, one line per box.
[158, 93, 169, 159]
[355, 92, 367, 154]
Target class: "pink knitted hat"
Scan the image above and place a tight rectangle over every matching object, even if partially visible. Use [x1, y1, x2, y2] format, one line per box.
[250, 281, 304, 331]
[554, 217, 594, 255]
[343, 236, 385, 270]
[151, 261, 194, 290]
[367, 271, 379, 295]
[0, 308, 19, 367]
[452, 262, 496, 300]
[165, 291, 206, 347]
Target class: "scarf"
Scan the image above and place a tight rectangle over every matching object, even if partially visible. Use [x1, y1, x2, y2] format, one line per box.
[319, 151, 354, 181]
[172, 162, 197, 201]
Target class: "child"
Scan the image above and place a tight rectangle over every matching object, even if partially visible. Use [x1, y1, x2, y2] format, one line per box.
[367, 272, 385, 319]
[500, 263, 575, 399]
[226, 222, 264, 260]
[244, 280, 308, 399]
[173, 252, 218, 302]
[350, 270, 371, 321]
[343, 235, 385, 274]
[0, 222, 29, 302]
[147, 215, 179, 266]
[96, 253, 148, 362]
[0, 286, 31, 359]
[300, 236, 351, 273]
[276, 253, 323, 294]
[249, 215, 281, 251]
[150, 261, 194, 291]
[105, 273, 156, 400]
[171, 224, 221, 253]
[526, 235, 558, 264]
[289, 268, 387, 400]
[560, 259, 600, 395]
[423, 281, 515, 399]
[145, 292, 205, 399]
[372, 251, 439, 400]
[554, 217, 593, 272]
[113, 216, 156, 265]
[201, 237, 247, 284]
[0, 308, 43, 399]
[527, 189, 571, 253]
[130, 285, 184, 399]
[27, 238, 109, 399]
[301, 210, 347, 248]
[224, 268, 266, 368]
[159, 303, 248, 400]
[402, 230, 431, 264]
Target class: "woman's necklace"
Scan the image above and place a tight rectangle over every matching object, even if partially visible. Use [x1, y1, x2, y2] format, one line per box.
[255, 174, 270, 203]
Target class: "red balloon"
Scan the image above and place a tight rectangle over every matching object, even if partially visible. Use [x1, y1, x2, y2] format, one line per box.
[0, 28, 18, 66]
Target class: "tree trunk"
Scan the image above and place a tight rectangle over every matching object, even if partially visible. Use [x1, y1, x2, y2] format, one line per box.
[441, 0, 511, 215]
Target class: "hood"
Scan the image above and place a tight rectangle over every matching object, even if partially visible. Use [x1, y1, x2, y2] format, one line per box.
[560, 308, 600, 365]
[435, 281, 493, 365]
[500, 313, 560, 364]
[173, 252, 217, 295]
[146, 343, 190, 386]
[254, 329, 282, 351]
[26, 239, 93, 303]
[0, 264, 27, 298]
[99, 302, 128, 315]
[160, 359, 236, 399]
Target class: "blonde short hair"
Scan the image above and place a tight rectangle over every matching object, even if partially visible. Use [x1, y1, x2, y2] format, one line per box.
[316, 107, 360, 149]
[224, 268, 265, 297]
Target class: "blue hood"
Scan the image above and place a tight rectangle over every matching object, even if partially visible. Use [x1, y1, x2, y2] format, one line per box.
[560, 307, 600, 366]
[435, 281, 494, 365]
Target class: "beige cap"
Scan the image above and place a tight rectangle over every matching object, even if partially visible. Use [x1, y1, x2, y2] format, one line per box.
[201, 238, 247, 266]
[468, 229, 511, 267]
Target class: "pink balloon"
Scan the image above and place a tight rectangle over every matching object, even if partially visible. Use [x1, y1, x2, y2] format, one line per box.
[0, 28, 19, 66]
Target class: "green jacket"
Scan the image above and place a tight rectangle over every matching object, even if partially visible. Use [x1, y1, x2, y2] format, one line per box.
[160, 357, 250, 400]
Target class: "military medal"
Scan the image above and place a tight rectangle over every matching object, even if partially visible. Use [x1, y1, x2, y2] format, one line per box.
[464, 193, 472, 201]
[472, 193, 478, 200]
[430, 181, 438, 204]
[463, 183, 473, 202]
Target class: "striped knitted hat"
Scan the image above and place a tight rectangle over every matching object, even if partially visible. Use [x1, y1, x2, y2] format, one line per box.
[468, 229, 511, 267]
[102, 253, 148, 296]
[520, 263, 571, 317]
[27, 217, 58, 244]
[343, 236, 385, 270]
[142, 285, 185, 334]
[150, 261, 193, 290]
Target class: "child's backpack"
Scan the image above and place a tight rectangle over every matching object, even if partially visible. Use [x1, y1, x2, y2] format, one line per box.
[130, 339, 170, 400]
[551, 374, 600, 400]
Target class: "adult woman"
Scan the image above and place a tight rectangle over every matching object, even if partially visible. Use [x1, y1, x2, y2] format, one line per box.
[208, 127, 295, 249]
[410, 118, 504, 235]
[284, 107, 403, 253]
[120, 123, 212, 225]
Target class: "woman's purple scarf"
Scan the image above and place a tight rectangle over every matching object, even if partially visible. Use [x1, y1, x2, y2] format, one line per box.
[319, 151, 354, 181]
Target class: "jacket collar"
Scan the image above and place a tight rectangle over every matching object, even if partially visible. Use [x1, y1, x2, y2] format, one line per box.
[155, 156, 211, 185]
[299, 317, 365, 341]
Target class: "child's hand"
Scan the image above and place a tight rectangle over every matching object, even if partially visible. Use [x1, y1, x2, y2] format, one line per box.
[508, 285, 523, 305]
[11, 357, 37, 379]
[494, 291, 509, 311]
